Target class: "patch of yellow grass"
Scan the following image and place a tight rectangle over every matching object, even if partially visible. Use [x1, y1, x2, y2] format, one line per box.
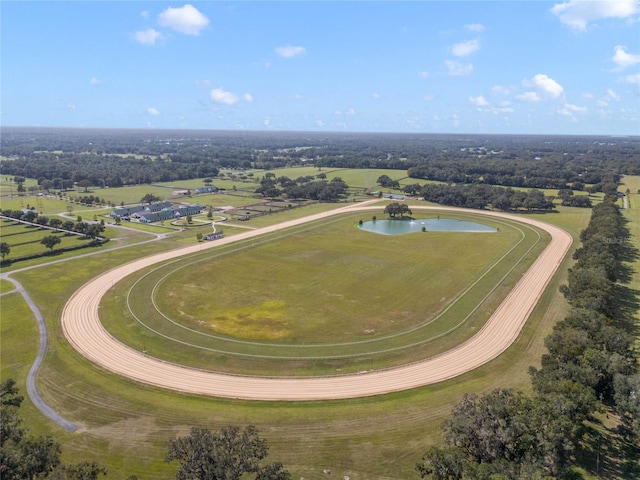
[210, 300, 291, 340]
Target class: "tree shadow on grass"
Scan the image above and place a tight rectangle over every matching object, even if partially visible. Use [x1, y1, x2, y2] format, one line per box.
[576, 415, 640, 480]
[611, 284, 640, 337]
[611, 220, 640, 335]
[613, 217, 639, 284]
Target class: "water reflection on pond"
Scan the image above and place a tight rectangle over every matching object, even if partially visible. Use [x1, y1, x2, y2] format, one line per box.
[358, 218, 497, 235]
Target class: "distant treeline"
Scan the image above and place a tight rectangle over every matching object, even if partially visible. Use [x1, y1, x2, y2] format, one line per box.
[416, 183, 557, 211]
[1, 128, 638, 191]
[0, 152, 220, 187]
[405, 156, 622, 189]
[417, 198, 640, 479]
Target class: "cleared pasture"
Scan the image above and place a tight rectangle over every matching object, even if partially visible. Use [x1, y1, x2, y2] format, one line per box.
[5, 202, 588, 479]
[619, 177, 640, 332]
[5, 163, 625, 480]
[176, 192, 260, 208]
[262, 167, 410, 190]
[99, 210, 546, 377]
[0, 223, 86, 257]
[0, 278, 16, 293]
[4, 198, 598, 479]
[83, 184, 180, 205]
[0, 176, 38, 196]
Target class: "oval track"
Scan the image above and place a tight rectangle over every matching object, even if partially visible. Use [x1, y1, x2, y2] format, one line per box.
[62, 202, 572, 400]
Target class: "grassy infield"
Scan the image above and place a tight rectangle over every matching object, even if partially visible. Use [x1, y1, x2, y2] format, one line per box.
[103, 212, 542, 377]
[0, 170, 637, 479]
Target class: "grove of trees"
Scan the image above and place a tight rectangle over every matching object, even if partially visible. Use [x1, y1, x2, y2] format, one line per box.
[384, 202, 413, 218]
[255, 174, 348, 202]
[1, 380, 109, 480]
[418, 183, 557, 211]
[166, 425, 290, 480]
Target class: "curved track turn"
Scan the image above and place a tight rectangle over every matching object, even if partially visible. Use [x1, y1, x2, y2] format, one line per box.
[62, 203, 572, 400]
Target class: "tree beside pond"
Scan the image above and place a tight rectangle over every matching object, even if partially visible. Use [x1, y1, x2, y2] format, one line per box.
[384, 202, 412, 218]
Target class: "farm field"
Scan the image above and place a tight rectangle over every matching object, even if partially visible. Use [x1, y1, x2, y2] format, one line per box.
[0, 219, 98, 258]
[0, 173, 636, 479]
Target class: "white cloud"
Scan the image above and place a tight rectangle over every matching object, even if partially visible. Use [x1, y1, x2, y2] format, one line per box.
[445, 60, 473, 76]
[465, 23, 485, 32]
[372, 93, 381, 99]
[451, 39, 480, 57]
[522, 74, 564, 99]
[612, 45, 640, 70]
[210, 88, 239, 105]
[469, 95, 490, 106]
[89, 77, 101, 85]
[447, 113, 460, 128]
[491, 85, 514, 96]
[134, 29, 162, 45]
[423, 94, 435, 101]
[550, 0, 639, 31]
[625, 72, 640, 85]
[275, 45, 306, 58]
[419, 71, 433, 79]
[517, 91, 542, 102]
[334, 108, 355, 116]
[557, 103, 588, 116]
[244, 93, 254, 102]
[470, 96, 514, 114]
[495, 101, 514, 113]
[158, 4, 209, 35]
[147, 107, 160, 116]
[606, 88, 621, 101]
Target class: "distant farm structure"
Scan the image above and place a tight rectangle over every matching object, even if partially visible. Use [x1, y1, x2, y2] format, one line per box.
[109, 201, 204, 223]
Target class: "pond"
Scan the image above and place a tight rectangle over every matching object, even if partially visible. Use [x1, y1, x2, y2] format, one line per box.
[358, 217, 497, 235]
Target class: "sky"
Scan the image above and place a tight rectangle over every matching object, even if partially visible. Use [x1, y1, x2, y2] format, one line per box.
[2, 1, 640, 135]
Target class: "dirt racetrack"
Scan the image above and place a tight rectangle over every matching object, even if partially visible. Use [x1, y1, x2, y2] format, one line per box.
[62, 202, 572, 400]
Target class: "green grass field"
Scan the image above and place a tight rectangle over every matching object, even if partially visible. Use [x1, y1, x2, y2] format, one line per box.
[619, 176, 640, 341]
[100, 211, 546, 377]
[0, 219, 106, 259]
[1, 173, 635, 479]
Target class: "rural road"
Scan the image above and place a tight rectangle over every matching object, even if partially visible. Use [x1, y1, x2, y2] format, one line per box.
[62, 202, 572, 401]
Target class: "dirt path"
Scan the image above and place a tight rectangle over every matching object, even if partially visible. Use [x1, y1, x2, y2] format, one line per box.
[61, 202, 572, 400]
[2, 276, 78, 431]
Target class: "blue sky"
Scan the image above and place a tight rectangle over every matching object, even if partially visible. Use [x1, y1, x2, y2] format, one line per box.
[2, 1, 639, 135]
